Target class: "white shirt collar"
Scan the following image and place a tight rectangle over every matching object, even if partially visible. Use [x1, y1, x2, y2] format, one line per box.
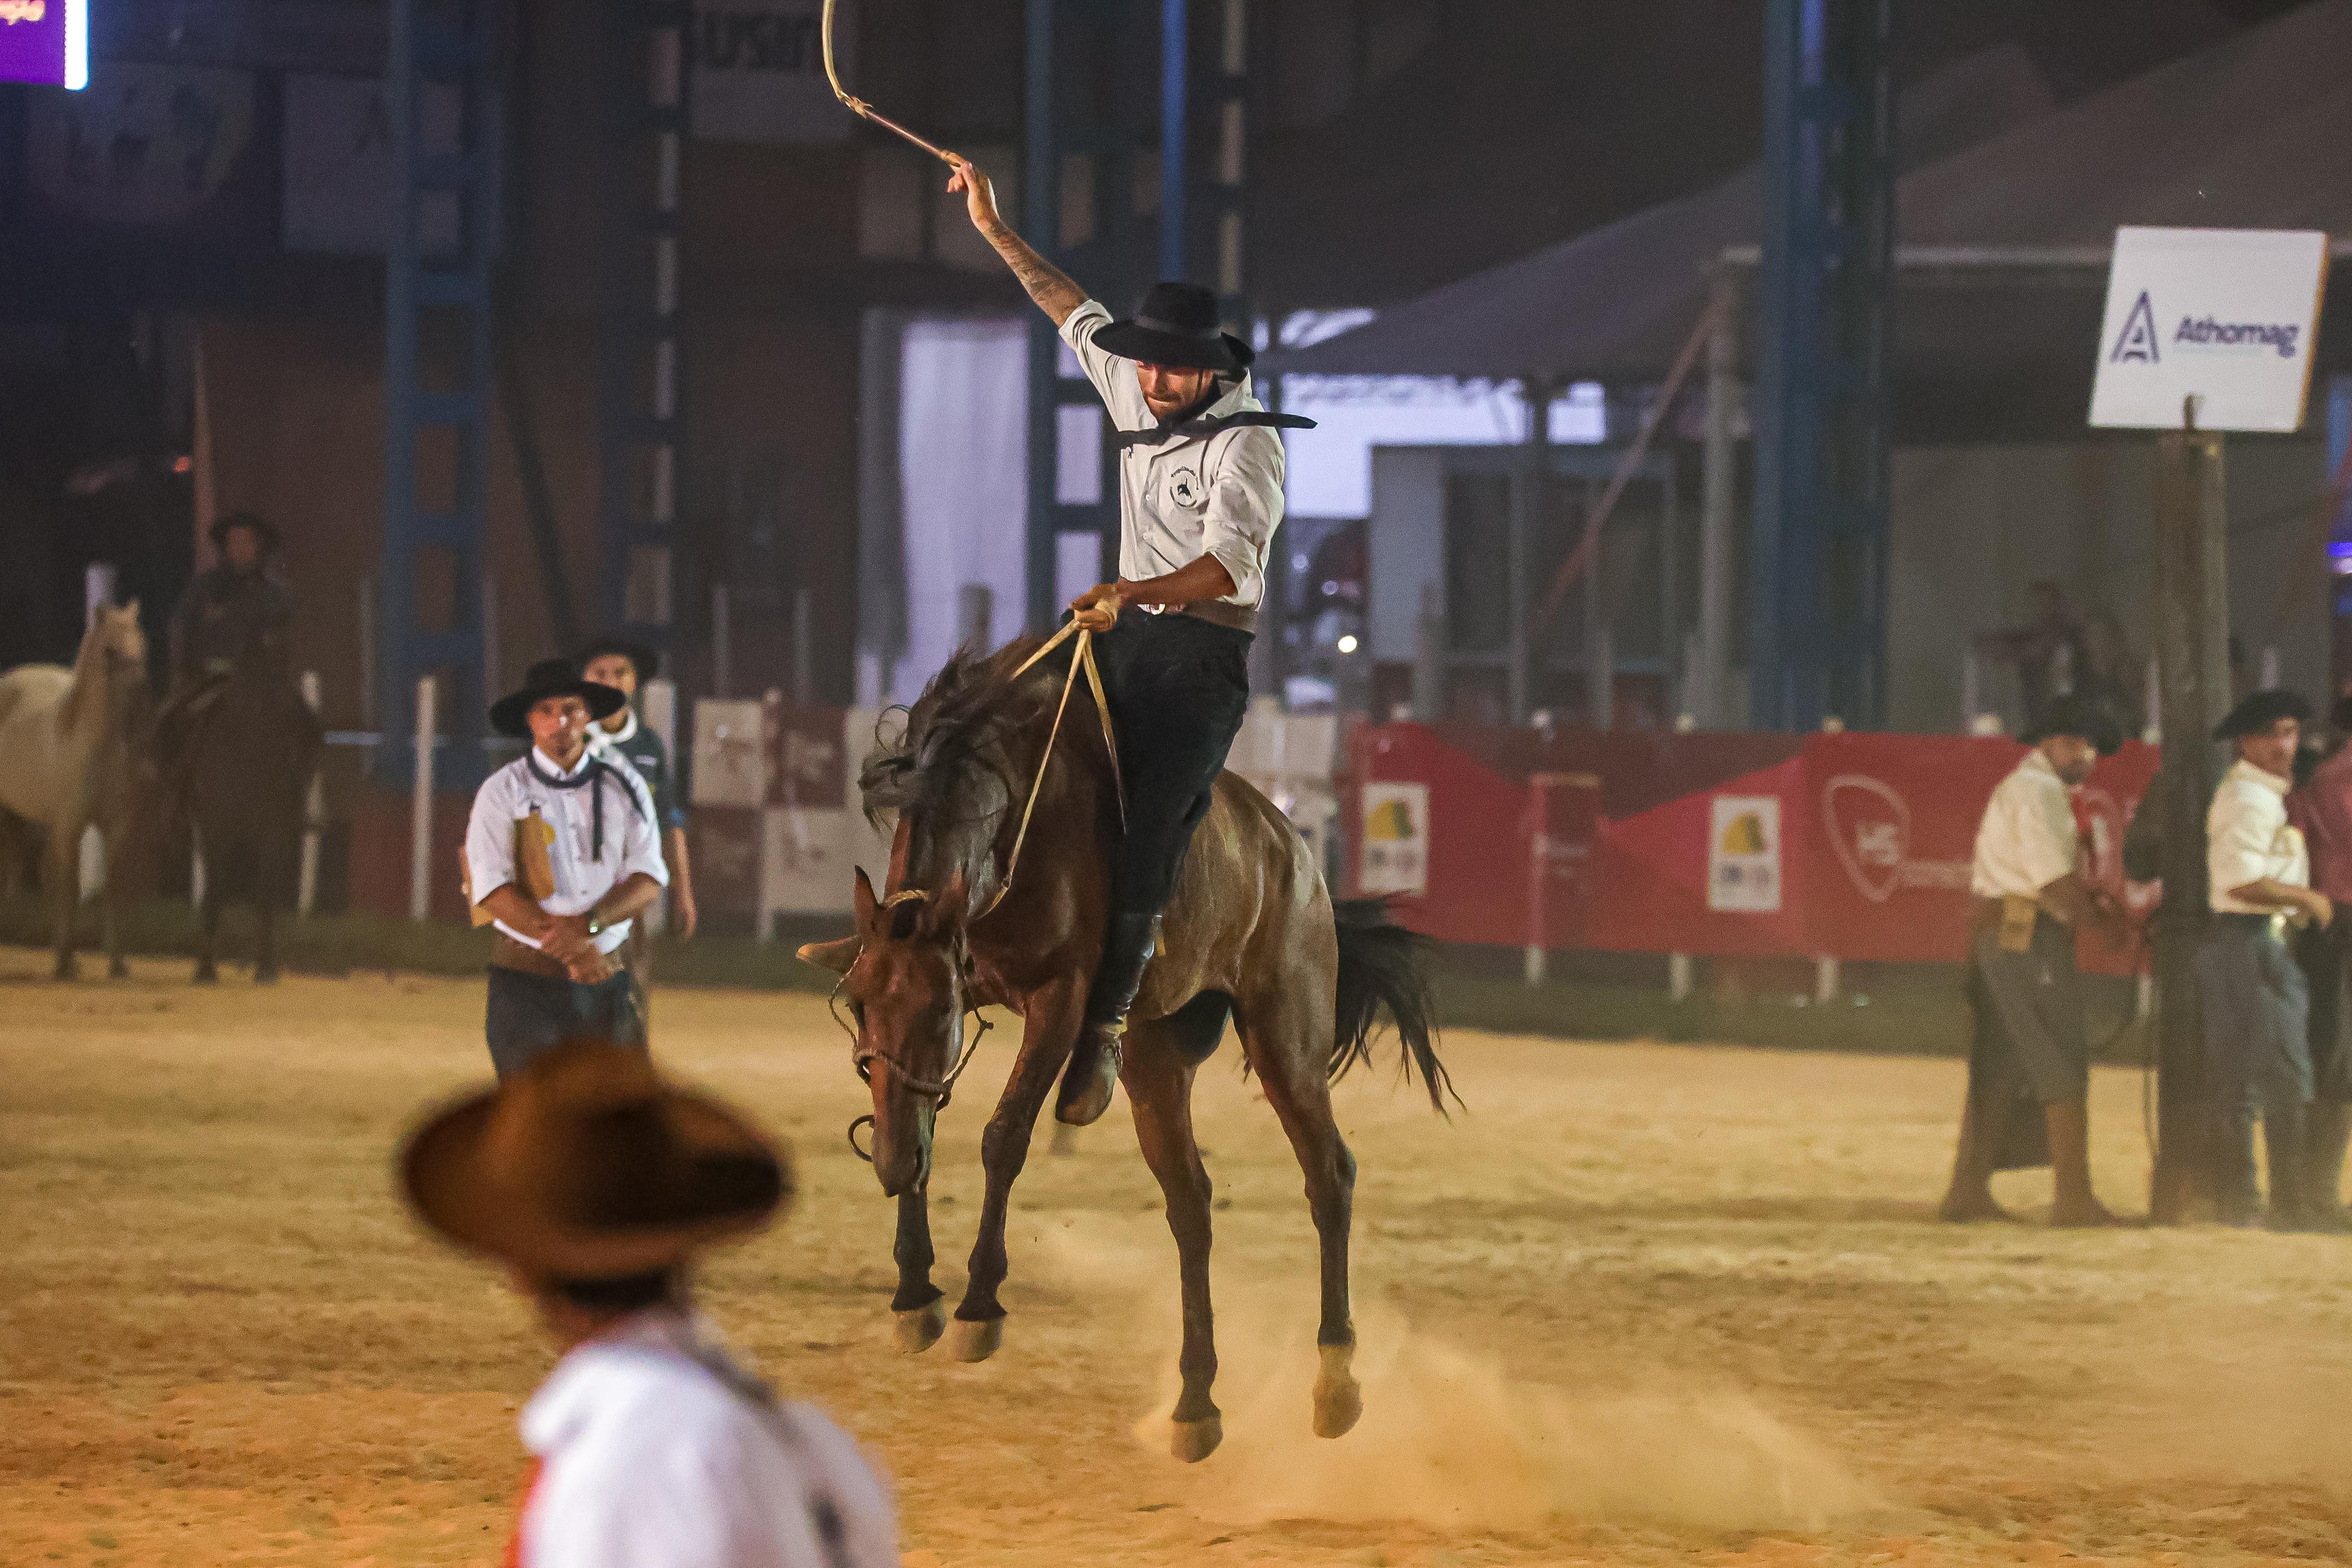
[2020, 748, 2061, 783]
[521, 1306, 705, 1456]
[2227, 756, 2292, 798]
[531, 746, 596, 781]
[595, 708, 641, 747]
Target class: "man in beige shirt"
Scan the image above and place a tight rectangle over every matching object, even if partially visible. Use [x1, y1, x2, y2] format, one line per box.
[2199, 690, 2334, 1228]
[1941, 696, 2128, 1227]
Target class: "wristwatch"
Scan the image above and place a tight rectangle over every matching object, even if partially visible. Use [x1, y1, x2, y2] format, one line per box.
[586, 913, 605, 938]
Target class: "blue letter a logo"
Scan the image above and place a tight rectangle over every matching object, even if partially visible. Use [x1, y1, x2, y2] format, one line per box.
[2111, 291, 2160, 364]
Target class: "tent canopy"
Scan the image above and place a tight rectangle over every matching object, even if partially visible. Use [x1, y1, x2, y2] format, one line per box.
[1272, 0, 2352, 424]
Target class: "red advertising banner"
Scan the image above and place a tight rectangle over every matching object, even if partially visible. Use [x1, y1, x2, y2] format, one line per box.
[1348, 722, 2158, 971]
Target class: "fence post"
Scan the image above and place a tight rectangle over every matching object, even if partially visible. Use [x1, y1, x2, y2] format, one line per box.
[712, 583, 733, 699]
[298, 671, 325, 918]
[1670, 952, 1693, 1002]
[1814, 954, 1839, 1004]
[410, 674, 438, 923]
[85, 562, 116, 624]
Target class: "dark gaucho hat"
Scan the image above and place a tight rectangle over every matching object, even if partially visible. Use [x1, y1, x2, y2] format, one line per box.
[2022, 694, 2124, 756]
[2213, 688, 2312, 742]
[1092, 281, 1254, 374]
[490, 657, 629, 739]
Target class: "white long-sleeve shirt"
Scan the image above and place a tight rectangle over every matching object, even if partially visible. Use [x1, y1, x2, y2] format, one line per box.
[1060, 300, 1287, 609]
[2208, 757, 2308, 914]
[465, 747, 667, 955]
[1970, 749, 2079, 902]
[516, 1309, 898, 1568]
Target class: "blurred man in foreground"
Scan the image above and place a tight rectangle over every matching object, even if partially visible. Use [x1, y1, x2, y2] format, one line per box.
[2206, 691, 2336, 1229]
[400, 1040, 898, 1566]
[1940, 696, 2127, 1228]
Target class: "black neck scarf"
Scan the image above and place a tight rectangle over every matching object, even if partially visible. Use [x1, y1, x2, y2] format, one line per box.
[528, 751, 613, 860]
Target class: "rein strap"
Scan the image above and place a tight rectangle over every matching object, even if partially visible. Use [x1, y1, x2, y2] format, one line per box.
[976, 620, 1124, 921]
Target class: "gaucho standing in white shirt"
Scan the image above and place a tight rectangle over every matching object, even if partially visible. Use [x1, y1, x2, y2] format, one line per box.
[2199, 690, 2336, 1228]
[466, 659, 669, 1078]
[400, 1041, 899, 1568]
[944, 154, 1314, 1127]
[1940, 696, 2128, 1227]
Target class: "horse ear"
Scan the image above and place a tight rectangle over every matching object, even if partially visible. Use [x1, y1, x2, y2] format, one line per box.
[852, 866, 879, 934]
[121, 599, 141, 617]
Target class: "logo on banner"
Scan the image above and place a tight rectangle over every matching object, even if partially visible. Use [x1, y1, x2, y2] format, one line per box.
[2109, 291, 2160, 363]
[1821, 774, 1970, 903]
[1707, 796, 1782, 913]
[1360, 782, 1429, 897]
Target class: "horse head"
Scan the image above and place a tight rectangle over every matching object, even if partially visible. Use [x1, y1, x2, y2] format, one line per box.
[832, 864, 972, 1198]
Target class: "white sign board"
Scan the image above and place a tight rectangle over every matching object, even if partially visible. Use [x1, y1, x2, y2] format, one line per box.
[691, 0, 857, 145]
[1359, 782, 1429, 898]
[2089, 227, 2330, 432]
[1707, 795, 1783, 914]
[691, 699, 768, 808]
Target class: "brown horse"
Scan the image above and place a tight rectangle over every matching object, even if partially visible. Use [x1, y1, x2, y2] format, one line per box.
[802, 633, 1448, 1463]
[184, 650, 322, 984]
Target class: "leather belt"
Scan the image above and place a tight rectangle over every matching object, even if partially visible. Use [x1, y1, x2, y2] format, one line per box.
[1171, 600, 1257, 635]
[491, 932, 575, 981]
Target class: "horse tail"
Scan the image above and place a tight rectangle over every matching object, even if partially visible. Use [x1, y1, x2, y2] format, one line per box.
[1330, 898, 1454, 1114]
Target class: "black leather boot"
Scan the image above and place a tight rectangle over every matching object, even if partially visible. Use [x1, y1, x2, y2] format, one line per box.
[2265, 1103, 2312, 1232]
[1057, 912, 1158, 1127]
[2215, 1109, 2263, 1228]
[2306, 1101, 2352, 1233]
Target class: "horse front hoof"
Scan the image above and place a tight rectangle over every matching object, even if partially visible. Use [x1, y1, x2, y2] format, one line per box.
[1171, 1414, 1224, 1463]
[193, 963, 218, 986]
[53, 956, 77, 982]
[893, 1300, 946, 1354]
[255, 966, 282, 987]
[107, 959, 129, 981]
[948, 1314, 1004, 1363]
[1313, 1344, 1363, 1439]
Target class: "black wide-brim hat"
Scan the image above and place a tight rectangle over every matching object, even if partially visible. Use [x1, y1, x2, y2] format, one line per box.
[2022, 695, 2124, 756]
[2214, 688, 2313, 742]
[490, 656, 629, 738]
[578, 635, 661, 683]
[1093, 281, 1253, 373]
[400, 1040, 791, 1280]
[208, 510, 279, 552]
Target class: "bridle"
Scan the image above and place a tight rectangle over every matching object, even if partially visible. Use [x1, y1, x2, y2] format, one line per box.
[835, 620, 1124, 1159]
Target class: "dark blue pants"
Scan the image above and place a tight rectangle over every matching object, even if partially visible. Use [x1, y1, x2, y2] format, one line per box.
[1080, 609, 1252, 917]
[485, 963, 646, 1080]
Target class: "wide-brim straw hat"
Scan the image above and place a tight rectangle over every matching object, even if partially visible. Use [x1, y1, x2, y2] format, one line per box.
[399, 1041, 790, 1280]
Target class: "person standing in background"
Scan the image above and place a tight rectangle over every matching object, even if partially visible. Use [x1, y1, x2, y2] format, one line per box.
[1940, 696, 2128, 1228]
[2202, 690, 2334, 1229]
[2286, 691, 2352, 1231]
[581, 638, 698, 1025]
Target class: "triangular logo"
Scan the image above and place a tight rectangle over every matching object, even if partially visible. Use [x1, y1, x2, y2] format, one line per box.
[2110, 290, 2160, 364]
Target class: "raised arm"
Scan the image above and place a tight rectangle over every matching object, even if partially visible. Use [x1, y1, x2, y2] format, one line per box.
[949, 157, 1087, 326]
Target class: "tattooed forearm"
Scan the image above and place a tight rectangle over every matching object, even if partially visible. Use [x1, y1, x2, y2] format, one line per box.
[986, 224, 1087, 326]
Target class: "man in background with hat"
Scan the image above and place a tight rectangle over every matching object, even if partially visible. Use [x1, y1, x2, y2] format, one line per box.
[466, 659, 668, 1078]
[399, 1040, 898, 1566]
[158, 510, 302, 785]
[2205, 690, 2337, 1228]
[2286, 691, 2352, 1230]
[1940, 695, 2129, 1227]
[581, 637, 698, 1023]
[949, 154, 1314, 1127]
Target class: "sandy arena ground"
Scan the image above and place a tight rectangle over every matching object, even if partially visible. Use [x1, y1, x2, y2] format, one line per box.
[5, 947, 2352, 1568]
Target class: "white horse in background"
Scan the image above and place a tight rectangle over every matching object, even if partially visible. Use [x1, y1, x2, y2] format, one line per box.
[0, 604, 153, 978]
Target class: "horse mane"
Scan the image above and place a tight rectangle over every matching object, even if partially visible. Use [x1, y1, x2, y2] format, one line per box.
[858, 636, 1062, 847]
[59, 608, 142, 736]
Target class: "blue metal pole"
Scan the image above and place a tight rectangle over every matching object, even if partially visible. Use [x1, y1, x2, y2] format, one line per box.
[1160, 0, 1187, 283]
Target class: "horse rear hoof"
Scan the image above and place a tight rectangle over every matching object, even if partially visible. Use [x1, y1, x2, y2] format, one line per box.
[256, 967, 282, 987]
[948, 1314, 1003, 1363]
[893, 1300, 946, 1354]
[107, 959, 129, 981]
[53, 957, 77, 982]
[193, 964, 218, 986]
[1313, 1344, 1363, 1439]
[1171, 1414, 1223, 1463]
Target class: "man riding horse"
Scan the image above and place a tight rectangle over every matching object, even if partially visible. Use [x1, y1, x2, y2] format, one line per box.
[946, 153, 1312, 1127]
[158, 512, 307, 787]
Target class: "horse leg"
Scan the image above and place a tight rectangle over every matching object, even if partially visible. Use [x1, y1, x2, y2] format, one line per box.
[952, 977, 1084, 1361]
[256, 893, 280, 985]
[1123, 1027, 1223, 1462]
[46, 823, 79, 981]
[101, 829, 127, 981]
[194, 880, 220, 986]
[892, 1182, 946, 1353]
[1240, 986, 1363, 1440]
